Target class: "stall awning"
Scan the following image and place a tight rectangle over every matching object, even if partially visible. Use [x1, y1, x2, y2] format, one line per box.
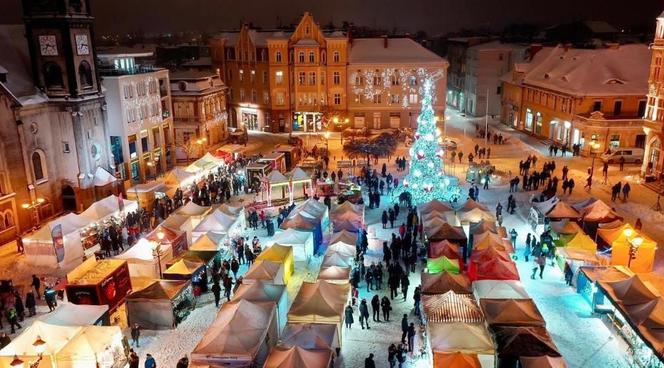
[421, 272, 472, 295]
[480, 299, 546, 327]
[92, 166, 117, 187]
[423, 292, 484, 324]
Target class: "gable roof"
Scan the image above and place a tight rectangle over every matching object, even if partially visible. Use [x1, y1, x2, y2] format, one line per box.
[349, 38, 445, 65]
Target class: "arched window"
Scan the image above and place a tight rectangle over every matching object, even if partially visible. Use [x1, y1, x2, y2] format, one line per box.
[43, 62, 63, 89]
[78, 60, 93, 88]
[4, 211, 13, 228]
[321, 50, 326, 64]
[275, 51, 282, 63]
[31, 150, 47, 182]
[261, 49, 266, 62]
[333, 51, 340, 63]
[298, 52, 305, 63]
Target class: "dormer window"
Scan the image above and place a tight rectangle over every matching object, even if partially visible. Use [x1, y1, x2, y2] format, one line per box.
[544, 73, 550, 80]
[605, 79, 624, 85]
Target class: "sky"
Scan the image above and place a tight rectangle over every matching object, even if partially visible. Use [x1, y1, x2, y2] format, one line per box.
[1, 0, 662, 36]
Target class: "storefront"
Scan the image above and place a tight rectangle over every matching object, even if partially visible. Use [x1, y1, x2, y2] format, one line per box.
[293, 112, 322, 132]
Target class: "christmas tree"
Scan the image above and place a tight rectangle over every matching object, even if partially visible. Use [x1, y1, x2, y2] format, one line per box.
[393, 78, 461, 205]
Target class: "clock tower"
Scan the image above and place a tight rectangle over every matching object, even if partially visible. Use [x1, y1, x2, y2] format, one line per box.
[22, 0, 100, 99]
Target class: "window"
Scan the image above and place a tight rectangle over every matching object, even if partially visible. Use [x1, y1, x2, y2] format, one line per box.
[373, 70, 382, 86]
[496, 86, 502, 95]
[262, 71, 268, 84]
[391, 71, 399, 86]
[239, 69, 244, 81]
[409, 76, 417, 87]
[298, 72, 306, 85]
[333, 93, 341, 105]
[409, 94, 418, 104]
[228, 69, 233, 81]
[333, 72, 341, 85]
[78, 61, 93, 88]
[43, 62, 63, 89]
[525, 109, 534, 131]
[592, 100, 602, 112]
[251, 89, 257, 103]
[276, 92, 285, 106]
[390, 94, 400, 104]
[309, 51, 315, 63]
[275, 51, 282, 63]
[250, 70, 256, 83]
[275, 71, 284, 85]
[298, 52, 305, 63]
[31, 150, 47, 182]
[613, 100, 622, 116]
[373, 94, 382, 104]
[638, 100, 647, 117]
[609, 134, 620, 148]
[309, 72, 316, 85]
[239, 89, 245, 101]
[355, 72, 362, 86]
[305, 25, 311, 34]
[62, 141, 70, 153]
[263, 91, 269, 104]
[535, 112, 543, 135]
[333, 51, 340, 63]
[260, 49, 266, 62]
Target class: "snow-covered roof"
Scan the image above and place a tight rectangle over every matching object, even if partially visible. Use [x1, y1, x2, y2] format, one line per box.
[468, 41, 525, 52]
[349, 38, 445, 65]
[0, 25, 39, 99]
[519, 44, 650, 97]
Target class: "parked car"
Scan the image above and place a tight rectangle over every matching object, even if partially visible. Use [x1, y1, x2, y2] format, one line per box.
[442, 138, 458, 150]
[600, 147, 644, 164]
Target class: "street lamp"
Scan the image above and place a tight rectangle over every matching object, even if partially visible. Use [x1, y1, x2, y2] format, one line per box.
[589, 142, 601, 178]
[22, 197, 45, 230]
[153, 230, 165, 278]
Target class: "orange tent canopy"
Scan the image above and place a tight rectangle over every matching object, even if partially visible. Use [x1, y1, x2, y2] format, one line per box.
[429, 240, 462, 260]
[434, 352, 482, 368]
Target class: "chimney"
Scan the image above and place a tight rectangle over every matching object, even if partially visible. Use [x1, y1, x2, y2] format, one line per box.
[563, 43, 572, 51]
[382, 35, 388, 48]
[528, 43, 543, 60]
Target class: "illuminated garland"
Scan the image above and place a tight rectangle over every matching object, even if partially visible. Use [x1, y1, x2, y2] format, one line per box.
[349, 67, 442, 108]
[392, 77, 461, 205]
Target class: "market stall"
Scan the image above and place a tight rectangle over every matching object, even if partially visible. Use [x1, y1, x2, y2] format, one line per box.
[93, 166, 120, 198]
[259, 152, 287, 172]
[321, 250, 354, 268]
[472, 280, 530, 300]
[162, 214, 196, 245]
[428, 322, 495, 368]
[266, 170, 291, 206]
[473, 231, 514, 253]
[193, 208, 241, 240]
[492, 326, 561, 367]
[146, 225, 188, 258]
[264, 346, 333, 368]
[115, 238, 174, 278]
[256, 244, 295, 283]
[280, 323, 340, 353]
[420, 199, 454, 213]
[0, 321, 127, 368]
[427, 256, 461, 274]
[326, 242, 356, 259]
[162, 259, 208, 294]
[546, 201, 581, 221]
[287, 281, 350, 338]
[557, 232, 601, 273]
[232, 281, 289, 336]
[125, 181, 167, 212]
[480, 299, 546, 327]
[422, 292, 484, 324]
[125, 279, 195, 329]
[423, 210, 461, 227]
[471, 258, 520, 281]
[23, 213, 93, 269]
[421, 272, 472, 295]
[186, 153, 225, 175]
[329, 229, 358, 249]
[164, 167, 198, 189]
[281, 212, 324, 253]
[244, 260, 287, 285]
[425, 222, 467, 243]
[191, 299, 278, 367]
[38, 304, 110, 326]
[217, 203, 246, 229]
[597, 224, 657, 273]
[190, 232, 225, 252]
[65, 258, 132, 315]
[433, 352, 482, 368]
[175, 201, 211, 221]
[468, 247, 512, 281]
[80, 195, 138, 223]
[246, 162, 272, 185]
[268, 229, 314, 262]
[550, 220, 582, 245]
[458, 208, 496, 224]
[456, 199, 489, 212]
[288, 167, 313, 202]
[318, 266, 351, 284]
[274, 145, 302, 170]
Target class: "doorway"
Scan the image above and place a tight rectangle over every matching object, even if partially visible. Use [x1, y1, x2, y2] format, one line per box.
[61, 185, 77, 212]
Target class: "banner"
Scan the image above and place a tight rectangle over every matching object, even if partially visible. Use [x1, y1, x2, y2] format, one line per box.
[51, 224, 65, 264]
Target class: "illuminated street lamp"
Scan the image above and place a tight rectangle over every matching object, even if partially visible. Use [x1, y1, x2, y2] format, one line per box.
[22, 197, 45, 230]
[589, 142, 601, 178]
[153, 230, 165, 277]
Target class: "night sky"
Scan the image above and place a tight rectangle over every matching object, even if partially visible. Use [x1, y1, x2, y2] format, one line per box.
[0, 0, 662, 35]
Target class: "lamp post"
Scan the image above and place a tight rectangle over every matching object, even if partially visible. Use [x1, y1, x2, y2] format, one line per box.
[22, 197, 45, 231]
[153, 229, 165, 278]
[589, 142, 601, 178]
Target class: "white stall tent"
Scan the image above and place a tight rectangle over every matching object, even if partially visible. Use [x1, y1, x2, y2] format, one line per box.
[317, 266, 351, 284]
[38, 304, 109, 326]
[280, 323, 340, 352]
[218, 204, 246, 228]
[175, 202, 211, 220]
[164, 167, 198, 188]
[288, 281, 350, 325]
[321, 250, 353, 268]
[268, 229, 314, 262]
[79, 195, 138, 222]
[193, 209, 240, 239]
[326, 242, 356, 258]
[264, 346, 332, 368]
[192, 300, 277, 367]
[243, 260, 286, 285]
[472, 280, 530, 300]
[428, 322, 496, 366]
[329, 230, 358, 249]
[92, 166, 118, 187]
[232, 281, 288, 336]
[115, 238, 174, 278]
[162, 214, 195, 245]
[0, 321, 126, 368]
[23, 213, 93, 269]
[190, 232, 224, 251]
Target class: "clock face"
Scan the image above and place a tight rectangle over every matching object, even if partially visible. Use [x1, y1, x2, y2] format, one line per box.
[39, 35, 58, 56]
[76, 34, 90, 55]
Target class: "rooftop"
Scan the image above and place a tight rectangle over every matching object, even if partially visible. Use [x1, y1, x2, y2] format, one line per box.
[349, 38, 445, 65]
[468, 40, 526, 52]
[0, 25, 37, 98]
[169, 70, 219, 81]
[97, 46, 154, 58]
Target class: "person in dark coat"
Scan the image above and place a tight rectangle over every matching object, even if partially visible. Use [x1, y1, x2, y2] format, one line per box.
[381, 296, 391, 322]
[128, 349, 139, 368]
[176, 356, 189, 368]
[359, 299, 370, 329]
[230, 258, 240, 280]
[6, 307, 21, 334]
[371, 295, 381, 322]
[31, 275, 41, 299]
[400, 274, 410, 301]
[344, 304, 354, 329]
[130, 323, 141, 347]
[13, 292, 25, 322]
[407, 323, 416, 352]
[364, 353, 376, 368]
[0, 333, 10, 350]
[25, 292, 36, 317]
[211, 283, 222, 307]
[401, 314, 409, 343]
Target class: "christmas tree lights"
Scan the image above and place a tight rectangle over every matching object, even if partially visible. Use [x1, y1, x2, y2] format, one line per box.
[393, 77, 461, 205]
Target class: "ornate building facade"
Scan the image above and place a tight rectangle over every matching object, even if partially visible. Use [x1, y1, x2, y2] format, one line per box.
[642, 11, 664, 179]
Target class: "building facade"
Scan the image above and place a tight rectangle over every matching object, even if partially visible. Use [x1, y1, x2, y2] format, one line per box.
[642, 11, 664, 179]
[210, 12, 448, 133]
[445, 37, 490, 112]
[501, 44, 650, 156]
[99, 49, 173, 184]
[170, 70, 228, 162]
[0, 0, 113, 242]
[463, 41, 526, 117]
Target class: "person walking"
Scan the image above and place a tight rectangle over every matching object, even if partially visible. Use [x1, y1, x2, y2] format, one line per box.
[365, 353, 376, 368]
[396, 345, 406, 368]
[602, 162, 609, 184]
[389, 273, 399, 300]
[619, 156, 626, 171]
[144, 353, 156, 368]
[211, 282, 221, 307]
[31, 275, 41, 299]
[131, 323, 141, 347]
[388, 344, 397, 368]
[381, 296, 391, 321]
[359, 299, 370, 329]
[401, 274, 410, 301]
[538, 254, 546, 279]
[6, 307, 21, 334]
[128, 349, 139, 368]
[622, 182, 631, 201]
[407, 323, 416, 352]
[344, 304, 354, 329]
[413, 287, 421, 317]
[382, 211, 388, 229]
[25, 291, 36, 317]
[371, 295, 381, 322]
[401, 314, 409, 343]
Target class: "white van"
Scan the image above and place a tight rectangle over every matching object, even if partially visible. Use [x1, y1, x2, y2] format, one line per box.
[600, 148, 644, 164]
